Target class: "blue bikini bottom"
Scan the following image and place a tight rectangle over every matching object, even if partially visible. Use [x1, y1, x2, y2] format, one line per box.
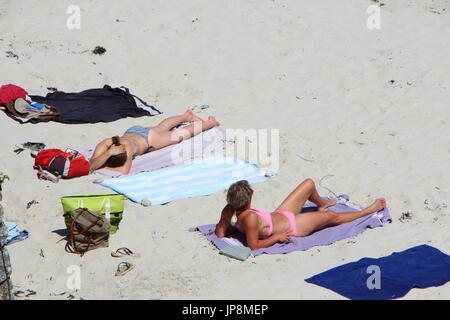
[124, 125, 154, 151]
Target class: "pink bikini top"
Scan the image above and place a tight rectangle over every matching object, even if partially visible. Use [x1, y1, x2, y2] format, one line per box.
[237, 207, 273, 236]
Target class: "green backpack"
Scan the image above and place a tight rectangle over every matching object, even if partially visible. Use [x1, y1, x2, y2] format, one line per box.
[61, 194, 124, 235]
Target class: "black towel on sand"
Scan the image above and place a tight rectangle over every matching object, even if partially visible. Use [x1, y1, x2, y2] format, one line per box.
[27, 85, 161, 124]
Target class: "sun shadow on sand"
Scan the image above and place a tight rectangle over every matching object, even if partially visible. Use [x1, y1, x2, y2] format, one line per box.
[52, 229, 68, 237]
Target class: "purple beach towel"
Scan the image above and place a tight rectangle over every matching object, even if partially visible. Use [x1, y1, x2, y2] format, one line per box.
[78, 127, 227, 178]
[191, 195, 392, 256]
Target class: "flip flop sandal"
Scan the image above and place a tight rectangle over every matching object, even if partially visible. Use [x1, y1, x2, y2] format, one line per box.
[14, 290, 26, 297]
[25, 289, 36, 297]
[13, 289, 36, 298]
[14, 98, 59, 119]
[14, 98, 33, 115]
[115, 262, 134, 277]
[111, 247, 141, 258]
[8, 98, 31, 118]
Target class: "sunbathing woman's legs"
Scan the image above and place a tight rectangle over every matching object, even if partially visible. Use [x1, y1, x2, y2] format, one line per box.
[293, 199, 386, 237]
[275, 178, 336, 214]
[274, 178, 386, 237]
[152, 110, 201, 133]
[150, 111, 220, 150]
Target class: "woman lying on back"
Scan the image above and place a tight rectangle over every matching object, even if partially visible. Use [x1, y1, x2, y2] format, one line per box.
[89, 110, 220, 174]
[215, 179, 386, 250]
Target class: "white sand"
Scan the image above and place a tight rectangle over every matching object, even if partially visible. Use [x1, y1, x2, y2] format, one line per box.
[0, 0, 449, 299]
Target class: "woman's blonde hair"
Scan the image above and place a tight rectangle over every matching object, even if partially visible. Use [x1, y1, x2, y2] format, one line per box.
[226, 180, 253, 212]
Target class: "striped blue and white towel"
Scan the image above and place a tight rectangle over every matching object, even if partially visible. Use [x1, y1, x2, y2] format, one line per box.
[96, 154, 272, 206]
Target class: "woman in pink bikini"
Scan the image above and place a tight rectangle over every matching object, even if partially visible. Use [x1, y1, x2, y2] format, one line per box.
[215, 179, 386, 250]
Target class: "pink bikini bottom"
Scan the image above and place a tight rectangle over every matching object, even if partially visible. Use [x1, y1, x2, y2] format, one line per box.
[273, 210, 297, 236]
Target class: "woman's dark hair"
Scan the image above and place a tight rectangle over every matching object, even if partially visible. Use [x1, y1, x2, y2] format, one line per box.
[226, 180, 253, 212]
[105, 136, 127, 168]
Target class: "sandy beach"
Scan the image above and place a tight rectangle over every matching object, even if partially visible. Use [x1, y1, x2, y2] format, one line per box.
[0, 0, 449, 300]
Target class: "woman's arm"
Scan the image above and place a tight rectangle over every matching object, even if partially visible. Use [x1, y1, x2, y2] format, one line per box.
[89, 139, 113, 170]
[113, 147, 133, 175]
[215, 205, 236, 237]
[242, 214, 291, 250]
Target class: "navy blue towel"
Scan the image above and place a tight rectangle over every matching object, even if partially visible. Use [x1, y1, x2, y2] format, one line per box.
[305, 245, 450, 300]
[28, 85, 161, 124]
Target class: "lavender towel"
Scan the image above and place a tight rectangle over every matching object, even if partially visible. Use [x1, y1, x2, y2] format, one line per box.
[191, 195, 392, 256]
[78, 127, 227, 178]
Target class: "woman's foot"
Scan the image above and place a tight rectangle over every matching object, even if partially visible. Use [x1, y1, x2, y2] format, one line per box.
[317, 198, 337, 211]
[207, 116, 220, 127]
[185, 109, 202, 122]
[365, 198, 387, 214]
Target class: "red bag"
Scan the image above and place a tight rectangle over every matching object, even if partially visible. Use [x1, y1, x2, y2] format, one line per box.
[0, 84, 28, 104]
[34, 149, 90, 179]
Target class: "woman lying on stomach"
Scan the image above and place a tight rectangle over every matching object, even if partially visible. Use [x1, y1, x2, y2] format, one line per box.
[215, 179, 386, 250]
[89, 110, 220, 174]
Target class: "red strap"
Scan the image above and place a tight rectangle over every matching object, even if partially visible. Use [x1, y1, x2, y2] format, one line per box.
[69, 209, 103, 255]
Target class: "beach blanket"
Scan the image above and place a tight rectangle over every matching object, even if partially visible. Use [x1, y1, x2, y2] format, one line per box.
[80, 127, 227, 178]
[191, 195, 391, 256]
[5, 222, 29, 246]
[96, 154, 271, 205]
[305, 244, 450, 300]
[20, 85, 161, 124]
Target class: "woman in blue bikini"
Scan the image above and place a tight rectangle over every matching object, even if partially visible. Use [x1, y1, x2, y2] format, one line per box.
[216, 179, 386, 250]
[89, 110, 220, 174]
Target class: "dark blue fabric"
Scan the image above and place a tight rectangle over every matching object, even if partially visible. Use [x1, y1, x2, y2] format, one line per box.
[305, 245, 450, 300]
[28, 85, 161, 124]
